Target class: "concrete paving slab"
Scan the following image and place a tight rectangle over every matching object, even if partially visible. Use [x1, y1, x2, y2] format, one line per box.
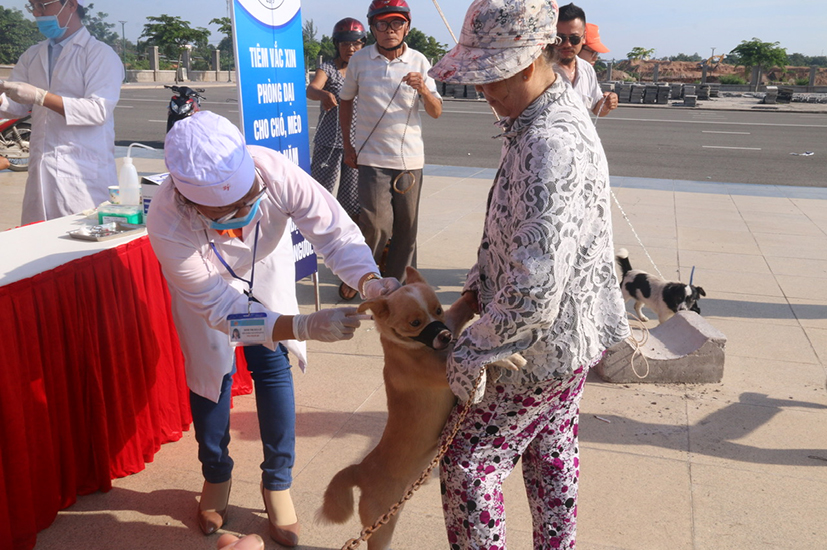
[766, 256, 827, 278]
[677, 249, 771, 275]
[686, 396, 827, 473]
[677, 227, 764, 255]
[776, 274, 827, 301]
[691, 268, 784, 297]
[673, 192, 740, 212]
[577, 450, 694, 550]
[787, 298, 827, 330]
[690, 463, 827, 550]
[710, 317, 820, 364]
[803, 327, 827, 366]
[720, 356, 827, 405]
[701, 291, 799, 325]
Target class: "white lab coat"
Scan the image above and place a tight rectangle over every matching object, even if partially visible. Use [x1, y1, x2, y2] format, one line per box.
[0, 26, 123, 224]
[146, 145, 378, 402]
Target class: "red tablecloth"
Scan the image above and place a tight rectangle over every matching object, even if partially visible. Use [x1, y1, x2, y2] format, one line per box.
[0, 236, 195, 549]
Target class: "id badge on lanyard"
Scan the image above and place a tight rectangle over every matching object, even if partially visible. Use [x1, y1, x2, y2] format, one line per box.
[228, 312, 267, 345]
[210, 222, 266, 347]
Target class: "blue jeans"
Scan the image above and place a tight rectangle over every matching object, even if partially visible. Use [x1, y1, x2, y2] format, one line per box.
[189, 344, 295, 491]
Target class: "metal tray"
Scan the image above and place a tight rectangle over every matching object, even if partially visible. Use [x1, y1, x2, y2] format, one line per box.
[67, 222, 145, 242]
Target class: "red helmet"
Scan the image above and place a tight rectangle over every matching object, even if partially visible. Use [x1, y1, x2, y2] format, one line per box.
[332, 18, 367, 44]
[367, 0, 411, 25]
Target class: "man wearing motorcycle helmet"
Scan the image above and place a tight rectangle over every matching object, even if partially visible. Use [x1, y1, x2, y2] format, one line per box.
[307, 17, 368, 299]
[0, 0, 123, 224]
[339, 0, 442, 287]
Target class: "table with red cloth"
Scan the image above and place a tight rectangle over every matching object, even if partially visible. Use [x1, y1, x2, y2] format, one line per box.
[0, 215, 256, 550]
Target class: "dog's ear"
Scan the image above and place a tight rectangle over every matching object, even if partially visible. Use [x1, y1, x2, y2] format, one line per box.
[695, 286, 706, 297]
[358, 297, 389, 319]
[405, 266, 425, 285]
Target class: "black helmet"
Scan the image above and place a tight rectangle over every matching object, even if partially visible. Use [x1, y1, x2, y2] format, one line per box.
[332, 18, 368, 44]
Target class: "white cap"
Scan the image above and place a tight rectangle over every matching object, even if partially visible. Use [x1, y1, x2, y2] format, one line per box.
[164, 111, 255, 207]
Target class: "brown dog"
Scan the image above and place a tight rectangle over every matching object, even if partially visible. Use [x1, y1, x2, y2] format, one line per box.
[318, 267, 457, 550]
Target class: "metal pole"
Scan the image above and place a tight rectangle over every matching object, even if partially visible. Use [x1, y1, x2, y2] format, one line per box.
[119, 21, 127, 82]
[119, 21, 126, 63]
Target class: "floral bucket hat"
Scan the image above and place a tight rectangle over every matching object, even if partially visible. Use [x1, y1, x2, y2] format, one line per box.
[429, 0, 558, 85]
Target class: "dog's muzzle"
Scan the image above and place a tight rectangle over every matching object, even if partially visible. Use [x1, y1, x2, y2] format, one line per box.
[410, 320, 452, 350]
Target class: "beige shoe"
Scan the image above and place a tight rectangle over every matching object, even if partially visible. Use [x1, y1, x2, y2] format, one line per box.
[198, 479, 231, 535]
[260, 483, 300, 547]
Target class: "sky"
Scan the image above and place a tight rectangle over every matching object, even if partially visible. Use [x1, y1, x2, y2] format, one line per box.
[6, 0, 827, 60]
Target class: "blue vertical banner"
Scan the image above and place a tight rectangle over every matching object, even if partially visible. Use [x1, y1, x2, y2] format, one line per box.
[232, 0, 317, 281]
[232, 0, 311, 171]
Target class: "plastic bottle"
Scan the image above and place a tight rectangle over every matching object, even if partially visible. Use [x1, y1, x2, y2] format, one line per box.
[118, 143, 155, 206]
[118, 155, 141, 206]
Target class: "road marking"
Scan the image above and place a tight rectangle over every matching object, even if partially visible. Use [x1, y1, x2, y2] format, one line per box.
[702, 145, 761, 150]
[148, 120, 167, 123]
[702, 130, 750, 135]
[606, 116, 827, 129]
[115, 105, 134, 109]
[440, 110, 827, 129]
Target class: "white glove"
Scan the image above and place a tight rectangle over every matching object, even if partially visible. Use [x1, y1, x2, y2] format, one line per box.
[362, 276, 401, 300]
[2, 81, 47, 106]
[292, 307, 365, 342]
[488, 352, 527, 371]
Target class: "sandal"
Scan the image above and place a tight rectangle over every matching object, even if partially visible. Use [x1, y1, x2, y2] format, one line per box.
[338, 282, 358, 301]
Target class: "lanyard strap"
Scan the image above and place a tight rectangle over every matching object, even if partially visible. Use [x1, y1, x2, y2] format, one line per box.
[209, 222, 261, 302]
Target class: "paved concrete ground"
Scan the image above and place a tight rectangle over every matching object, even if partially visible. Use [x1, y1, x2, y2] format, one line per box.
[2, 133, 826, 549]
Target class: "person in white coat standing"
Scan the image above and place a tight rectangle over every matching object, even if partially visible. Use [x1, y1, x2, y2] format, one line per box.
[147, 111, 399, 548]
[0, 0, 122, 225]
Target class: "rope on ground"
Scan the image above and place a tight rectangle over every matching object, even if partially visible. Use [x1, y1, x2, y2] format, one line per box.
[626, 312, 651, 379]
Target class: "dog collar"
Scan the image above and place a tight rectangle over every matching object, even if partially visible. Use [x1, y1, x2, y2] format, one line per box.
[410, 320, 451, 349]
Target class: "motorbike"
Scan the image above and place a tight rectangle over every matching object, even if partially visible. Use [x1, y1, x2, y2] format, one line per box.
[164, 85, 205, 133]
[0, 114, 32, 172]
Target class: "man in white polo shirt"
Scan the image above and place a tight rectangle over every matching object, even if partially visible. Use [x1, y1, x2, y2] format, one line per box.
[553, 3, 617, 117]
[339, 0, 442, 292]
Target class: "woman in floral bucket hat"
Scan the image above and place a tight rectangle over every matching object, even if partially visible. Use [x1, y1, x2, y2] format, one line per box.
[430, 1, 629, 548]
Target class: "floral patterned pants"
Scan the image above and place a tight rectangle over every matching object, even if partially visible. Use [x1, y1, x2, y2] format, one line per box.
[440, 365, 588, 550]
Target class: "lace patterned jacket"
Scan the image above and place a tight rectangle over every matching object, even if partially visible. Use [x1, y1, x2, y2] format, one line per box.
[448, 78, 630, 402]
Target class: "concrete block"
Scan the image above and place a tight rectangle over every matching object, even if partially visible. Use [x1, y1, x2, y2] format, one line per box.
[595, 311, 726, 384]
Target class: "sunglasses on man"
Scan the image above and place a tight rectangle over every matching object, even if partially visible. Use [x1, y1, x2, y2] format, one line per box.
[557, 33, 583, 46]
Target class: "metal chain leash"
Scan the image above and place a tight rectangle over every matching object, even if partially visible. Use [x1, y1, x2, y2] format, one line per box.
[341, 366, 487, 550]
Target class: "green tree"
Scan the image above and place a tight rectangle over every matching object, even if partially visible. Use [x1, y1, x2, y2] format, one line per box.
[319, 35, 336, 62]
[787, 52, 827, 67]
[84, 3, 119, 47]
[406, 28, 447, 60]
[210, 16, 235, 71]
[670, 52, 702, 62]
[729, 38, 787, 75]
[627, 46, 655, 61]
[0, 7, 41, 64]
[303, 19, 321, 69]
[140, 14, 210, 64]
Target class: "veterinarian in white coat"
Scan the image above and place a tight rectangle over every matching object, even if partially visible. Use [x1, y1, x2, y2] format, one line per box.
[430, 1, 629, 548]
[0, 0, 122, 224]
[147, 111, 398, 547]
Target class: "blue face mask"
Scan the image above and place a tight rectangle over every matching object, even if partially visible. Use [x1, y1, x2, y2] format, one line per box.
[208, 195, 264, 230]
[36, 2, 71, 40]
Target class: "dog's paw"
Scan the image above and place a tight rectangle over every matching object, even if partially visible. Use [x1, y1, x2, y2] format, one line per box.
[489, 353, 527, 371]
